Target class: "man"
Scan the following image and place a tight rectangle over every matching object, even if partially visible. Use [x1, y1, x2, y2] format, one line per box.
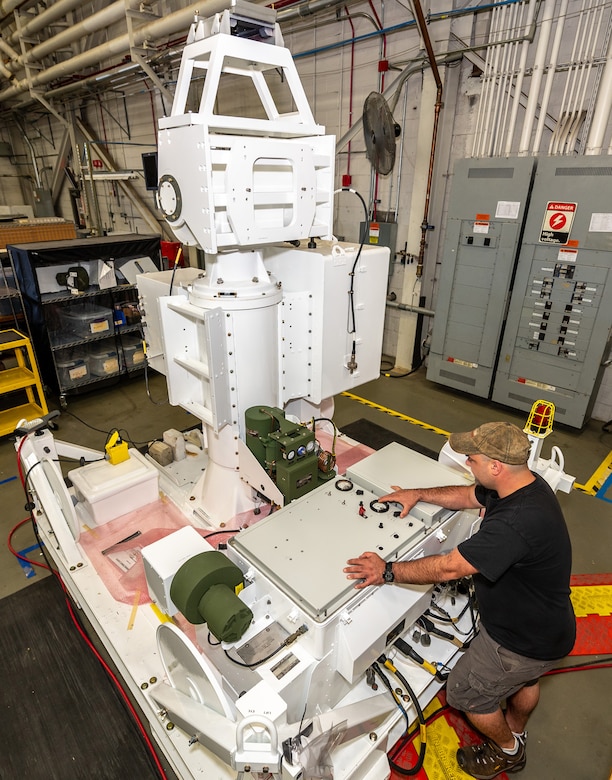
[344, 421, 575, 779]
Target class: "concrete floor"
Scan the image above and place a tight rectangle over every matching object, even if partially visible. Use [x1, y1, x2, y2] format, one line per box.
[1, 368, 611, 779]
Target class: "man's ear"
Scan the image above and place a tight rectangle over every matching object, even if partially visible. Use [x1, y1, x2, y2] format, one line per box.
[490, 459, 503, 475]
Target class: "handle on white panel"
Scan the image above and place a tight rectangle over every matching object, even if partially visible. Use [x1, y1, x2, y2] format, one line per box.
[235, 715, 278, 754]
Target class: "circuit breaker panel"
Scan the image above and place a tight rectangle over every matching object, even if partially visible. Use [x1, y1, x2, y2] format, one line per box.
[492, 156, 612, 428]
[427, 158, 535, 397]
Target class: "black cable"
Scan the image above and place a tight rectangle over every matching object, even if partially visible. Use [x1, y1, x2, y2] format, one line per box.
[371, 662, 410, 733]
[202, 529, 239, 542]
[61, 408, 114, 435]
[389, 703, 449, 763]
[224, 642, 286, 668]
[344, 188, 369, 335]
[373, 659, 427, 775]
[23, 458, 47, 492]
[168, 257, 179, 297]
[143, 354, 169, 406]
[388, 666, 427, 775]
[335, 187, 370, 373]
[60, 408, 159, 449]
[224, 625, 308, 668]
[382, 360, 425, 379]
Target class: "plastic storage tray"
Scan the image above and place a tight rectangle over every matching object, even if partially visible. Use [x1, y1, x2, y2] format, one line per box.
[56, 353, 89, 387]
[88, 345, 120, 376]
[122, 335, 145, 368]
[60, 303, 113, 339]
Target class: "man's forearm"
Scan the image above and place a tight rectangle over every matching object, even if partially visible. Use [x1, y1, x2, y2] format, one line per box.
[393, 547, 477, 584]
[345, 547, 478, 588]
[410, 484, 479, 510]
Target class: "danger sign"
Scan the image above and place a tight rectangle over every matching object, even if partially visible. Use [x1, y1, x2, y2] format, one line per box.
[540, 201, 576, 244]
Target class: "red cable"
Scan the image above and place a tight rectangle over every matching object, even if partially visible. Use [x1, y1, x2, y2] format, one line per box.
[60, 579, 169, 780]
[344, 7, 355, 181]
[544, 663, 612, 675]
[7, 517, 51, 571]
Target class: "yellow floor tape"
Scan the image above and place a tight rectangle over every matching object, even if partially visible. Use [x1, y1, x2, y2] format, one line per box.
[340, 392, 450, 437]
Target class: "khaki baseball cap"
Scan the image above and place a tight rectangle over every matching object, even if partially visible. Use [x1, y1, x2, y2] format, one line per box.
[449, 421, 531, 465]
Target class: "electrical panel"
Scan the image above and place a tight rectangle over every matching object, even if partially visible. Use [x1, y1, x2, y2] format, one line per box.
[492, 156, 612, 428]
[359, 220, 398, 260]
[427, 158, 535, 396]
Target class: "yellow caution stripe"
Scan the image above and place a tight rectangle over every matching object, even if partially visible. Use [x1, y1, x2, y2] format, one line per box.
[340, 392, 450, 437]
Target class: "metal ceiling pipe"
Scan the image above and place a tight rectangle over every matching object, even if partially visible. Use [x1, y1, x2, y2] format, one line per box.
[0, 0, 23, 25]
[586, 27, 612, 154]
[7, 0, 89, 44]
[503, 0, 538, 155]
[518, 0, 556, 155]
[5, 0, 126, 72]
[532, 0, 568, 151]
[277, 0, 352, 22]
[0, 33, 19, 60]
[0, 0, 254, 104]
[386, 299, 435, 317]
[44, 62, 142, 100]
[411, 0, 443, 279]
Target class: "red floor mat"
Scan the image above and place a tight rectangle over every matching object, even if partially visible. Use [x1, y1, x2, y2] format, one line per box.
[569, 573, 612, 656]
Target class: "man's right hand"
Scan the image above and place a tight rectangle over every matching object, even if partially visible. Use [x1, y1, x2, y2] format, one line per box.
[378, 484, 420, 518]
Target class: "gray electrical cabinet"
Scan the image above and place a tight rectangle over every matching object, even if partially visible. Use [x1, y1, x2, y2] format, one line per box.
[427, 158, 535, 396]
[492, 156, 612, 428]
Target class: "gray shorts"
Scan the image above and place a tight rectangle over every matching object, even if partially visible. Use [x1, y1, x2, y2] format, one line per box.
[446, 625, 560, 715]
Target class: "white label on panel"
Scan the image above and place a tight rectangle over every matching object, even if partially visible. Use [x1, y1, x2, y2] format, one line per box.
[588, 213, 612, 232]
[495, 201, 520, 219]
[473, 221, 489, 234]
[558, 248, 578, 263]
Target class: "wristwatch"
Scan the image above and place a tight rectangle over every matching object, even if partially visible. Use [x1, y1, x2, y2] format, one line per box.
[383, 561, 395, 583]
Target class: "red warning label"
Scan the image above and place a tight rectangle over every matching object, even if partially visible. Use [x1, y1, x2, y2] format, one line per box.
[540, 201, 576, 244]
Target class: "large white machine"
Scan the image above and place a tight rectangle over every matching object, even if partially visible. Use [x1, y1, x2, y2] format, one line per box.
[19, 419, 477, 780]
[12, 4, 573, 780]
[138, 0, 389, 527]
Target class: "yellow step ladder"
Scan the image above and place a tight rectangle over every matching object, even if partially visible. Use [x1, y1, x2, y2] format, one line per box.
[0, 329, 48, 437]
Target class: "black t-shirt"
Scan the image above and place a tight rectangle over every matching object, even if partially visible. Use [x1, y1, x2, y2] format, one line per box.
[458, 474, 575, 660]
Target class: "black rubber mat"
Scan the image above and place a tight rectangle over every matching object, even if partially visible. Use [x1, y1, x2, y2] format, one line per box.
[340, 418, 438, 460]
[0, 576, 166, 780]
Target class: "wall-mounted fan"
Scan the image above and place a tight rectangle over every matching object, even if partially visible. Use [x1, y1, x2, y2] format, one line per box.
[363, 92, 401, 175]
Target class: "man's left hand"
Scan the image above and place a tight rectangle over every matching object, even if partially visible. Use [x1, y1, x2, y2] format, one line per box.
[344, 551, 386, 589]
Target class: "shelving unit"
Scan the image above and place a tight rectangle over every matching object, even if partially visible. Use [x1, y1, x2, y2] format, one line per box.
[8, 234, 161, 405]
[0, 329, 48, 436]
[0, 251, 26, 331]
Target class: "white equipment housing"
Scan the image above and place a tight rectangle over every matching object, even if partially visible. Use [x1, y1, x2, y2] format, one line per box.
[157, 2, 334, 254]
[142, 0, 390, 526]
